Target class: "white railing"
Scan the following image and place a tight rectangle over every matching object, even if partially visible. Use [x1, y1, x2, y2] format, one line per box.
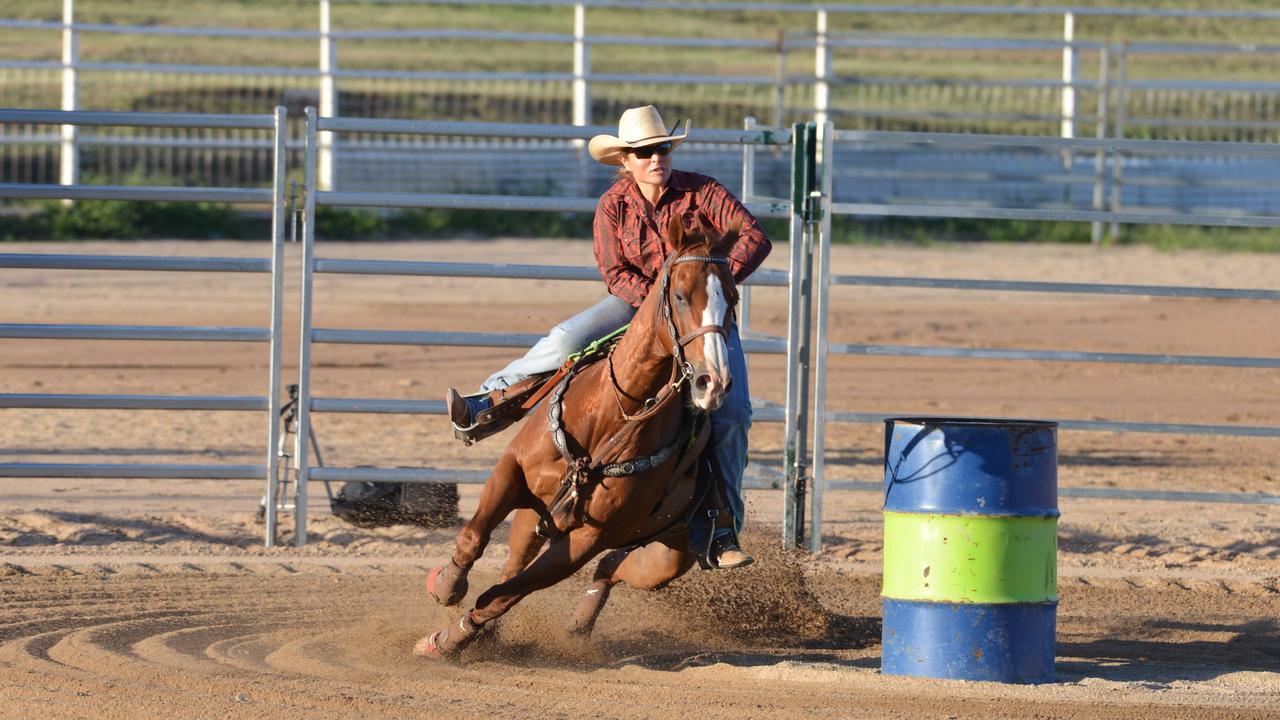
[5, 0, 1280, 192]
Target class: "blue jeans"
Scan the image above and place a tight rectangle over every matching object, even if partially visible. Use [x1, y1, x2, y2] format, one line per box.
[479, 296, 637, 393]
[479, 294, 751, 547]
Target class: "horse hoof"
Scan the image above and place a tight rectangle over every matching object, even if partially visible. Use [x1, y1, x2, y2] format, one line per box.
[414, 625, 455, 661]
[415, 614, 482, 660]
[426, 562, 469, 606]
[413, 631, 446, 659]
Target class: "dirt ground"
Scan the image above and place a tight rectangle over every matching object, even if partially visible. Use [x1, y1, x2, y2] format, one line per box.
[1, 239, 1278, 719]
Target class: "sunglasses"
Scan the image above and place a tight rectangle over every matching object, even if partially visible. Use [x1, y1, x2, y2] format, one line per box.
[630, 141, 674, 160]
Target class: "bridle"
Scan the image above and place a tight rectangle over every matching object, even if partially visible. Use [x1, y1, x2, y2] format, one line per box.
[608, 249, 733, 421]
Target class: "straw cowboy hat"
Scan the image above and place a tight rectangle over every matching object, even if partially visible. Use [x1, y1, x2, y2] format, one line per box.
[588, 105, 690, 166]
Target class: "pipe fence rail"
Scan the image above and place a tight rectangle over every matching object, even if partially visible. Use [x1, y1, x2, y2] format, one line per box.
[0, 106, 291, 544]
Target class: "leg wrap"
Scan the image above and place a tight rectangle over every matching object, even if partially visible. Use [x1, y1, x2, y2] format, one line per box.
[426, 559, 469, 607]
[415, 612, 483, 659]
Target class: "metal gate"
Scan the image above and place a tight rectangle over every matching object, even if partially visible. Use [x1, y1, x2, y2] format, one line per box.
[5, 108, 1275, 552]
[0, 107, 289, 540]
[284, 108, 816, 546]
[803, 127, 1280, 551]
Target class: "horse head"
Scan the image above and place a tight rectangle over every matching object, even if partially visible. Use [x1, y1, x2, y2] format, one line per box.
[660, 215, 739, 413]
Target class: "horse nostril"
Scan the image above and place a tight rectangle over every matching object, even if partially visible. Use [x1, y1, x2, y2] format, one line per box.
[694, 374, 712, 394]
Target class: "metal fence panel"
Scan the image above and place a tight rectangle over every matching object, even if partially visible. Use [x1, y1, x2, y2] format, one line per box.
[808, 125, 1280, 550]
[0, 107, 289, 546]
[288, 108, 804, 546]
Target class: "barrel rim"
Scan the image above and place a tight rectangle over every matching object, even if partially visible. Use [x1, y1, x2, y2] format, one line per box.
[885, 416, 1059, 430]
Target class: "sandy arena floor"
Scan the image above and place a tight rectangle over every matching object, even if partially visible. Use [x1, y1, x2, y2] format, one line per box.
[1, 239, 1278, 719]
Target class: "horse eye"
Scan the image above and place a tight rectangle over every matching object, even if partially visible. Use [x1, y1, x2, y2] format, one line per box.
[673, 292, 688, 306]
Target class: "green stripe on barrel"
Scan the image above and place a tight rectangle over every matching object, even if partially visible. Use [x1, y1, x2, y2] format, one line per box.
[882, 512, 1057, 604]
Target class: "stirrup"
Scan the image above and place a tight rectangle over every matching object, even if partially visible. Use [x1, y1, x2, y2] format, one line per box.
[698, 509, 754, 570]
[447, 374, 553, 447]
[447, 388, 499, 446]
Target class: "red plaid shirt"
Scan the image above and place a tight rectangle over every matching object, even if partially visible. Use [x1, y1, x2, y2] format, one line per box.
[592, 170, 772, 307]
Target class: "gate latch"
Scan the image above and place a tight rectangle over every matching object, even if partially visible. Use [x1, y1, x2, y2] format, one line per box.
[287, 181, 306, 243]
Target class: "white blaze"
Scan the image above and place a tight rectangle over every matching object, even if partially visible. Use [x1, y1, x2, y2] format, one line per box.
[701, 274, 731, 390]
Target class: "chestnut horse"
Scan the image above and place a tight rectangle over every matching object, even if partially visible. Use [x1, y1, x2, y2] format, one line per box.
[416, 217, 740, 659]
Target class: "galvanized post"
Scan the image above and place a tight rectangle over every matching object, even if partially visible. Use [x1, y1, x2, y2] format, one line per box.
[813, 9, 829, 128]
[740, 116, 756, 335]
[294, 107, 320, 547]
[793, 122, 817, 551]
[773, 30, 786, 129]
[1060, 11, 1076, 141]
[59, 0, 79, 191]
[782, 123, 804, 549]
[318, 0, 337, 191]
[264, 106, 288, 547]
[572, 3, 590, 129]
[1091, 45, 1110, 246]
[808, 120, 833, 553]
[1109, 42, 1129, 243]
[783, 122, 816, 550]
[572, 3, 591, 197]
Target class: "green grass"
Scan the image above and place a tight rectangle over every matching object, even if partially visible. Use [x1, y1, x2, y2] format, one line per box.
[829, 216, 1280, 251]
[5, 200, 1276, 252]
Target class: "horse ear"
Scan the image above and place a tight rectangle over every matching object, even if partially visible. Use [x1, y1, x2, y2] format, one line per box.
[666, 214, 686, 252]
[714, 221, 740, 256]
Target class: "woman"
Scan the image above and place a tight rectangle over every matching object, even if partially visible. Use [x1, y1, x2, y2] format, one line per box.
[446, 105, 771, 569]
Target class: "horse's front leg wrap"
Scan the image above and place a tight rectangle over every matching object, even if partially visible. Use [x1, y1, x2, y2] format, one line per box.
[426, 559, 469, 607]
[414, 612, 483, 659]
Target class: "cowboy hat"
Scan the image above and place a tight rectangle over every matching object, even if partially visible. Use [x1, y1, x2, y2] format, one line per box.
[588, 105, 690, 166]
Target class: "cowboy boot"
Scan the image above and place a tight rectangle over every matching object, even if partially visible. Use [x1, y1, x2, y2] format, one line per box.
[446, 372, 553, 446]
[446, 388, 495, 445]
[697, 465, 754, 571]
[708, 531, 754, 570]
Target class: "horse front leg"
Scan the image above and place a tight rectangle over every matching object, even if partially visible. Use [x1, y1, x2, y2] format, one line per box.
[567, 539, 696, 638]
[427, 453, 529, 607]
[415, 527, 604, 659]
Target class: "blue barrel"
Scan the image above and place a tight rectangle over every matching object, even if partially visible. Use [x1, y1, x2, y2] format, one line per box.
[881, 417, 1058, 684]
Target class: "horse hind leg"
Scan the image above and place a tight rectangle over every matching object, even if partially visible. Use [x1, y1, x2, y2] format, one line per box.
[499, 508, 546, 583]
[427, 453, 530, 607]
[567, 540, 696, 638]
[417, 527, 604, 659]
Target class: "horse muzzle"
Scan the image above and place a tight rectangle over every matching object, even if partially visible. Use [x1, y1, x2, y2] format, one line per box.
[691, 369, 728, 412]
